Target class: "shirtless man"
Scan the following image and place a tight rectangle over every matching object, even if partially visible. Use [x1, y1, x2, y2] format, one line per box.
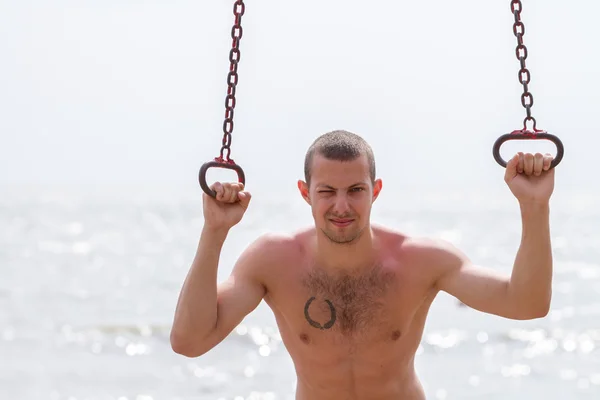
[171, 130, 555, 399]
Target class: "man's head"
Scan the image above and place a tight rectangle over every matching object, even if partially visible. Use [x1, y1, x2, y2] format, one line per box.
[298, 130, 382, 244]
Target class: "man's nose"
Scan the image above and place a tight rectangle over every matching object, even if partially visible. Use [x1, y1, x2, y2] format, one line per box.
[332, 193, 350, 214]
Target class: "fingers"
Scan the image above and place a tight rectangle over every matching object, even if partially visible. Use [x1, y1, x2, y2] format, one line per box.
[511, 152, 555, 176]
[523, 153, 534, 175]
[237, 191, 252, 210]
[211, 182, 245, 203]
[504, 153, 519, 183]
[517, 152, 524, 174]
[533, 153, 544, 176]
[542, 153, 553, 171]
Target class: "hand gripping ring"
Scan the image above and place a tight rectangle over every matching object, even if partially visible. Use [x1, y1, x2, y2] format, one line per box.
[492, 131, 564, 169]
[199, 159, 246, 198]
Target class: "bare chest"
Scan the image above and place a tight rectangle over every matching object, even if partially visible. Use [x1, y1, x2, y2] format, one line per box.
[265, 263, 430, 347]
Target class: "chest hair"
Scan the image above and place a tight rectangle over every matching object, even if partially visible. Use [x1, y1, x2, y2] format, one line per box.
[302, 264, 396, 336]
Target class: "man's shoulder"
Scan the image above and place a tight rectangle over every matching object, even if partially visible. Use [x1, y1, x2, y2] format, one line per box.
[403, 236, 460, 254]
[403, 237, 470, 284]
[373, 225, 465, 268]
[253, 227, 311, 247]
[373, 224, 441, 252]
[233, 228, 312, 285]
[244, 227, 313, 262]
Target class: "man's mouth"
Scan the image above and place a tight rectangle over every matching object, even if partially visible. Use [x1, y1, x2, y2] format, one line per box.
[330, 218, 354, 227]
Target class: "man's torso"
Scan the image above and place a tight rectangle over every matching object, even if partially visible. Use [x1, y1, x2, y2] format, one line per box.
[259, 226, 441, 400]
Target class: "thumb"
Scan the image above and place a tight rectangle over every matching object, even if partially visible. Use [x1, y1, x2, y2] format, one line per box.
[238, 191, 252, 210]
[504, 154, 519, 183]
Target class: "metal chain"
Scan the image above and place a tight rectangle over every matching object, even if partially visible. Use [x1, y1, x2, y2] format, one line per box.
[220, 0, 245, 162]
[511, 0, 539, 132]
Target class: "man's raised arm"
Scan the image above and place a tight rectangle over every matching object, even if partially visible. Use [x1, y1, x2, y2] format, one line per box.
[170, 181, 266, 357]
[434, 152, 555, 319]
[170, 226, 270, 357]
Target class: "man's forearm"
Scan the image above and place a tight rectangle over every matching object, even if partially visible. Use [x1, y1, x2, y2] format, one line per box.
[171, 226, 229, 344]
[507, 202, 552, 318]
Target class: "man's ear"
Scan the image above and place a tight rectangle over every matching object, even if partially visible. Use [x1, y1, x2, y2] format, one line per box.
[372, 179, 383, 203]
[297, 180, 311, 205]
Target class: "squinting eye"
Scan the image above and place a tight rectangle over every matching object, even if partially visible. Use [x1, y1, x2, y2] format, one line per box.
[351, 188, 364, 192]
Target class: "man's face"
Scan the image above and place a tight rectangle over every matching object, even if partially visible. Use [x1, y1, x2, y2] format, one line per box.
[298, 153, 382, 244]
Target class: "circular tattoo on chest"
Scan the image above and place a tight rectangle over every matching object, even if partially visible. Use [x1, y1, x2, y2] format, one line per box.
[304, 296, 337, 330]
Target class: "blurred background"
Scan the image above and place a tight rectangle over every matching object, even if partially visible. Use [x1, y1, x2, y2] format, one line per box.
[1, 0, 598, 399]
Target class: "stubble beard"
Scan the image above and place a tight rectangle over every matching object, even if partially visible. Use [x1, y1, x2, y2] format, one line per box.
[321, 223, 365, 245]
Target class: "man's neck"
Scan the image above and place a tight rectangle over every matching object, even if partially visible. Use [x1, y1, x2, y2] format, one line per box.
[313, 226, 378, 272]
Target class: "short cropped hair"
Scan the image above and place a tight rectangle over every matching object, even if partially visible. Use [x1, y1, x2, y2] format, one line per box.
[304, 130, 376, 186]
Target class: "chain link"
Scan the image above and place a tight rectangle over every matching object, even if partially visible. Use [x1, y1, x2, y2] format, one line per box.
[219, 0, 245, 161]
[510, 0, 539, 131]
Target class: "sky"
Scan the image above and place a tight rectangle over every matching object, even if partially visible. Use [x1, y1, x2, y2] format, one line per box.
[0, 0, 597, 193]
